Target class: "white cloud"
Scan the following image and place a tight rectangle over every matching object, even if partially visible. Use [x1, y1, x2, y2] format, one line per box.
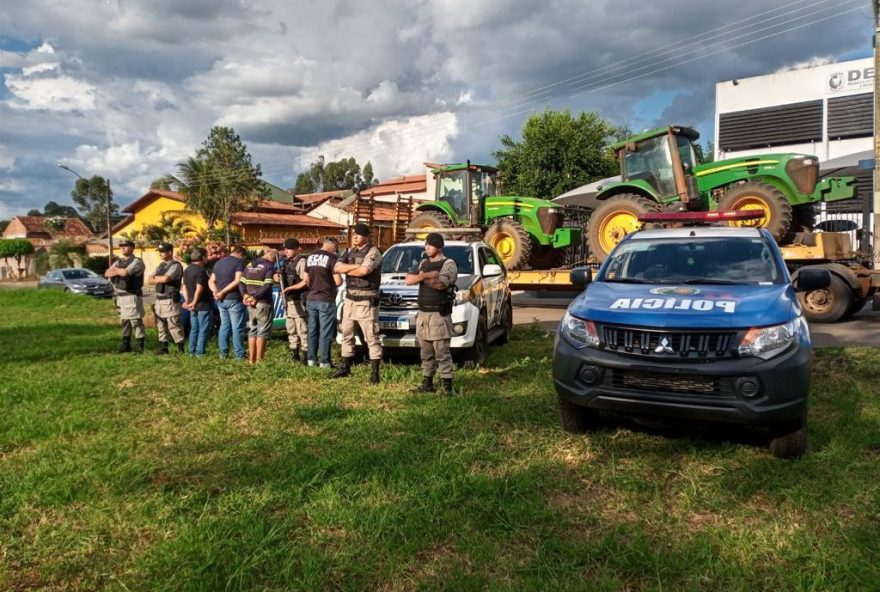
[22, 61, 61, 76]
[0, 147, 15, 171]
[5, 74, 96, 111]
[0, 179, 25, 193]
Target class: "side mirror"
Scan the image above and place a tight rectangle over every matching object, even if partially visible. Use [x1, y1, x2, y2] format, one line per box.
[794, 268, 831, 292]
[482, 263, 503, 277]
[570, 267, 592, 289]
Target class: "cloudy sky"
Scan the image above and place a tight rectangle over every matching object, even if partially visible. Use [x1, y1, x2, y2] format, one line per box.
[0, 0, 872, 218]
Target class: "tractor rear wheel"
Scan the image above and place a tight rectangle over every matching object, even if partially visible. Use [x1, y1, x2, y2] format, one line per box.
[484, 219, 531, 270]
[410, 210, 452, 240]
[718, 182, 793, 240]
[587, 194, 659, 263]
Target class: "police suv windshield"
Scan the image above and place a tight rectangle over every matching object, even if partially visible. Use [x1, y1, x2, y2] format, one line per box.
[381, 245, 474, 275]
[598, 237, 783, 284]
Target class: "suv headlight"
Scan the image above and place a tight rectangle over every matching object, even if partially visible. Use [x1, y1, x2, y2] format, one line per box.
[738, 318, 803, 359]
[560, 311, 600, 348]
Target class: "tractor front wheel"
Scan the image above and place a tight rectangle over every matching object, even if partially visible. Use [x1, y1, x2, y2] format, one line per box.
[484, 219, 531, 270]
[410, 210, 452, 240]
[587, 194, 659, 263]
[717, 182, 793, 241]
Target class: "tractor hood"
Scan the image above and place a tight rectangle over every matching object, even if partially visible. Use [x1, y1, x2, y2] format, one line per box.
[569, 282, 797, 329]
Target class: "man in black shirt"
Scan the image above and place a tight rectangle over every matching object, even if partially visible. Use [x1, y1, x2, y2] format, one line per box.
[306, 236, 342, 368]
[182, 247, 213, 356]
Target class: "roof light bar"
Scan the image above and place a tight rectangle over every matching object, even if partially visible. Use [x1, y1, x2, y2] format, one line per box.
[638, 210, 765, 223]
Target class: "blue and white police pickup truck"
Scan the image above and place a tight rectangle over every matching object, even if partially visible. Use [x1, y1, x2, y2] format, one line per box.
[553, 217, 831, 459]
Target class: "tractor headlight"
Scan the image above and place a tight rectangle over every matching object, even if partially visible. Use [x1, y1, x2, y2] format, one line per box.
[560, 311, 600, 349]
[737, 318, 803, 359]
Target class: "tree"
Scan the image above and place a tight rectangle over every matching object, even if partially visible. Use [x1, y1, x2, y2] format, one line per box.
[139, 213, 196, 244]
[174, 126, 268, 245]
[694, 140, 715, 165]
[48, 239, 85, 269]
[293, 156, 376, 194]
[150, 176, 176, 190]
[0, 220, 8, 234]
[0, 238, 35, 278]
[27, 201, 80, 218]
[70, 176, 119, 233]
[493, 109, 620, 199]
[362, 161, 378, 189]
[294, 156, 325, 194]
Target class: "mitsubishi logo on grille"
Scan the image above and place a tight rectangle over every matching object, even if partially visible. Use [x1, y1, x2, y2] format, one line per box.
[654, 336, 674, 355]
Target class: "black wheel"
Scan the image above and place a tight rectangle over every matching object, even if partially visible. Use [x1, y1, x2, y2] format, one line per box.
[791, 204, 816, 232]
[462, 312, 488, 369]
[483, 219, 531, 271]
[717, 182, 793, 241]
[528, 245, 566, 269]
[587, 194, 659, 263]
[559, 396, 598, 433]
[769, 416, 807, 459]
[410, 210, 452, 239]
[496, 298, 513, 345]
[843, 295, 868, 319]
[798, 273, 851, 324]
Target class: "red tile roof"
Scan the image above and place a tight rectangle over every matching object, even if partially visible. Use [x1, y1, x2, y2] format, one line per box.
[11, 216, 94, 239]
[230, 212, 345, 229]
[359, 174, 427, 197]
[255, 199, 304, 214]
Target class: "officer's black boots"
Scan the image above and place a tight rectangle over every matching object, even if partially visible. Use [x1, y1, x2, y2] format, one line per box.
[441, 378, 454, 396]
[290, 348, 301, 362]
[330, 357, 353, 378]
[176, 342, 185, 354]
[134, 338, 145, 354]
[117, 336, 131, 354]
[156, 341, 169, 355]
[412, 376, 434, 393]
[370, 360, 381, 385]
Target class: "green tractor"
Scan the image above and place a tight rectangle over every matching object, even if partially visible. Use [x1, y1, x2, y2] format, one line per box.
[410, 162, 580, 270]
[586, 125, 856, 261]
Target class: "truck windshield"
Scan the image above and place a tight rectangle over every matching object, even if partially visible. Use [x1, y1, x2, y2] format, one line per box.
[436, 171, 469, 219]
[382, 245, 474, 275]
[599, 237, 783, 284]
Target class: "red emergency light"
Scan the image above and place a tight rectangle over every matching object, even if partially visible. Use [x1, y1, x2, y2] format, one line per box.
[638, 210, 765, 223]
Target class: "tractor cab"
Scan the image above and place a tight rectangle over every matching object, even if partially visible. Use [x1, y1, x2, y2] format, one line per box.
[614, 126, 701, 207]
[433, 163, 500, 226]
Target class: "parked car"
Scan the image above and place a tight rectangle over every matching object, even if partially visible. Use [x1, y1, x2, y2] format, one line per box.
[368, 240, 513, 367]
[38, 268, 113, 297]
[553, 222, 831, 459]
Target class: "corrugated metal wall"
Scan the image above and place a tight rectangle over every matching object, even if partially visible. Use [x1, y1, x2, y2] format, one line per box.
[718, 100, 823, 151]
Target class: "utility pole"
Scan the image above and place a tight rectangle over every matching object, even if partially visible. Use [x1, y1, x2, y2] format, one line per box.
[874, 0, 880, 268]
[59, 164, 114, 266]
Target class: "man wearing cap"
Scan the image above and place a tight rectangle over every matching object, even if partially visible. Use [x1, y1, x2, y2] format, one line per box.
[281, 238, 309, 362]
[148, 242, 185, 355]
[241, 249, 279, 365]
[306, 236, 343, 369]
[105, 239, 146, 353]
[332, 223, 384, 383]
[405, 232, 458, 395]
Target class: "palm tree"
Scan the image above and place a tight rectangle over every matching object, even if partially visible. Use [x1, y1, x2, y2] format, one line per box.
[172, 157, 222, 236]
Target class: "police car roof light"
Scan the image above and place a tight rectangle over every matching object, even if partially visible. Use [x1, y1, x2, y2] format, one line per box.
[637, 210, 765, 223]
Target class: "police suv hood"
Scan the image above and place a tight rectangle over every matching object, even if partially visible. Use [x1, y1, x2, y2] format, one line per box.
[570, 282, 796, 329]
[380, 273, 476, 292]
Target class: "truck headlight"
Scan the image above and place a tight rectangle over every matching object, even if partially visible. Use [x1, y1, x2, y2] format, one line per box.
[737, 318, 802, 359]
[560, 311, 600, 348]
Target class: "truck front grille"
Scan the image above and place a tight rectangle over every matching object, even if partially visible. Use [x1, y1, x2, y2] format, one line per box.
[599, 324, 738, 360]
[611, 369, 731, 397]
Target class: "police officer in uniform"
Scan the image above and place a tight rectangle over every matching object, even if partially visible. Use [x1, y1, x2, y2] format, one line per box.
[405, 232, 458, 395]
[281, 238, 309, 362]
[149, 242, 185, 355]
[332, 223, 384, 384]
[105, 239, 146, 353]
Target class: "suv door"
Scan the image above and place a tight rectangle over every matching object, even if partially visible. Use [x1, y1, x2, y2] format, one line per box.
[479, 246, 505, 327]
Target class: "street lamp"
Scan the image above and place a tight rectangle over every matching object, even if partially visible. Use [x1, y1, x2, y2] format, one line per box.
[59, 164, 114, 266]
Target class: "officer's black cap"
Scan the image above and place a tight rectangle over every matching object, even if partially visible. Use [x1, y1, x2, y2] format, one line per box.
[156, 242, 174, 253]
[118, 239, 135, 247]
[425, 232, 444, 249]
[353, 223, 370, 237]
[283, 238, 300, 249]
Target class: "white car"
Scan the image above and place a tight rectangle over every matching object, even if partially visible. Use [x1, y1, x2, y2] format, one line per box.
[339, 240, 513, 366]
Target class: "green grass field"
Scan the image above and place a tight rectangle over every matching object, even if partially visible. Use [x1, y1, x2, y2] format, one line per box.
[1, 289, 878, 591]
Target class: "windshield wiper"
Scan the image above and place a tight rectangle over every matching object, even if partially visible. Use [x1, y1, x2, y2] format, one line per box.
[679, 278, 741, 285]
[603, 278, 649, 284]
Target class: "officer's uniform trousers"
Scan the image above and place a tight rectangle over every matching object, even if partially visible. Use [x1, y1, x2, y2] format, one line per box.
[416, 310, 453, 379]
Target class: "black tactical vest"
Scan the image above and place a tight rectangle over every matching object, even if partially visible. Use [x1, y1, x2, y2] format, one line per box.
[154, 260, 182, 299]
[344, 244, 381, 301]
[111, 256, 144, 296]
[417, 258, 454, 315]
[283, 255, 307, 300]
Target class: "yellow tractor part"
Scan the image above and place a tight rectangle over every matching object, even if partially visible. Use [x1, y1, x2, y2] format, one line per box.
[597, 209, 642, 254]
[725, 196, 771, 229]
[490, 231, 517, 262]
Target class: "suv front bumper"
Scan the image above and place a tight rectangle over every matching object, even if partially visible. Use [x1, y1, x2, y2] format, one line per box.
[552, 333, 810, 426]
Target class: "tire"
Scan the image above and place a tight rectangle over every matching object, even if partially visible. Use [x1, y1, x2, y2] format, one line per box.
[462, 312, 488, 369]
[798, 273, 852, 324]
[559, 396, 598, 434]
[842, 295, 868, 320]
[717, 182, 793, 241]
[483, 219, 531, 271]
[791, 204, 816, 232]
[496, 298, 513, 345]
[410, 210, 452, 240]
[769, 416, 807, 459]
[528, 245, 566, 269]
[587, 194, 659, 263]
